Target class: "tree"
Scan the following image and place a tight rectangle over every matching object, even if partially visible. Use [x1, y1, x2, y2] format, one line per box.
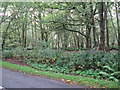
[99, 2, 105, 51]
[0, 2, 118, 51]
[115, 2, 120, 47]
[105, 2, 109, 49]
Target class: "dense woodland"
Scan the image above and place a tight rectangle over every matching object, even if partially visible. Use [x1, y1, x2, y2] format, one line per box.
[1, 2, 120, 84]
[1, 2, 120, 50]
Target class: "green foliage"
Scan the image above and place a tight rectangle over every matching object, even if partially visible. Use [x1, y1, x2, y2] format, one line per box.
[2, 50, 14, 59]
[99, 71, 109, 77]
[68, 51, 107, 70]
[1, 61, 118, 88]
[29, 63, 72, 74]
[1, 2, 120, 84]
[2, 46, 119, 82]
[79, 69, 100, 79]
[13, 47, 25, 58]
[38, 41, 49, 49]
[64, 47, 78, 51]
[99, 65, 120, 82]
[109, 46, 119, 50]
[103, 66, 114, 72]
[22, 49, 119, 82]
[7, 42, 20, 48]
[25, 46, 34, 50]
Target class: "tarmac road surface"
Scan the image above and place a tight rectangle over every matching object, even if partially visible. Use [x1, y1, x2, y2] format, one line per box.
[1, 68, 88, 88]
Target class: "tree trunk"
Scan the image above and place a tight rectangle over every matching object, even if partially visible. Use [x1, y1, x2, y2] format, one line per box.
[91, 3, 98, 48]
[34, 18, 37, 46]
[115, 2, 120, 47]
[92, 22, 98, 48]
[2, 16, 14, 51]
[86, 26, 91, 50]
[109, 9, 117, 46]
[105, 3, 109, 49]
[63, 31, 68, 49]
[83, 3, 91, 50]
[99, 2, 105, 51]
[38, 12, 44, 41]
[81, 28, 84, 48]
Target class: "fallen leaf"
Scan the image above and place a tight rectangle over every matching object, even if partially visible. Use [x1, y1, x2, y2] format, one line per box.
[69, 82, 74, 85]
[66, 80, 71, 82]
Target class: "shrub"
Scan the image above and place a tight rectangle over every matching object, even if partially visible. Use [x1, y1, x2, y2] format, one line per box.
[13, 47, 25, 58]
[38, 41, 49, 49]
[109, 46, 119, 50]
[25, 46, 34, 50]
[2, 50, 14, 59]
[65, 51, 118, 73]
[99, 66, 120, 82]
[2, 45, 119, 82]
[65, 47, 78, 51]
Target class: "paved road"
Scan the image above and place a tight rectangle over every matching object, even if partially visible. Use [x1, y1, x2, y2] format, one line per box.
[1, 68, 88, 88]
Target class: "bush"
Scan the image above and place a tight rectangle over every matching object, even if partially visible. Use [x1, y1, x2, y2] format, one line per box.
[65, 47, 78, 51]
[99, 66, 120, 82]
[25, 46, 34, 50]
[13, 47, 25, 58]
[2, 45, 119, 82]
[38, 41, 49, 49]
[109, 46, 119, 50]
[69, 51, 118, 71]
[2, 50, 14, 59]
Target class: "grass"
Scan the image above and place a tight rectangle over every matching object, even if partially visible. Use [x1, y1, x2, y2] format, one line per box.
[0, 60, 119, 88]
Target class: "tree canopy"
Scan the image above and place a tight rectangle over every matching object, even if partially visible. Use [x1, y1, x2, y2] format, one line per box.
[0, 2, 120, 51]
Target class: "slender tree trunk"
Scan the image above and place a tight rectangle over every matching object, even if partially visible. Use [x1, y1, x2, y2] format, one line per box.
[22, 23, 26, 47]
[63, 31, 68, 49]
[83, 3, 91, 50]
[81, 28, 84, 48]
[17, 28, 21, 46]
[38, 12, 44, 41]
[73, 32, 77, 49]
[86, 25, 91, 50]
[115, 3, 120, 47]
[92, 21, 98, 48]
[105, 3, 110, 49]
[24, 30, 27, 47]
[24, 14, 27, 48]
[34, 18, 37, 46]
[109, 9, 117, 46]
[91, 3, 98, 48]
[32, 22, 34, 46]
[57, 32, 60, 49]
[75, 33, 80, 49]
[99, 2, 105, 51]
[22, 23, 25, 47]
[2, 17, 14, 51]
[22, 22, 27, 47]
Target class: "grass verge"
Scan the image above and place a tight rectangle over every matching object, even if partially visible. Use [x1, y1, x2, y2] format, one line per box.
[0, 60, 119, 88]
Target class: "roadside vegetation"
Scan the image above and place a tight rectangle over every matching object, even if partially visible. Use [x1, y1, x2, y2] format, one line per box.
[1, 61, 119, 88]
[2, 45, 120, 83]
